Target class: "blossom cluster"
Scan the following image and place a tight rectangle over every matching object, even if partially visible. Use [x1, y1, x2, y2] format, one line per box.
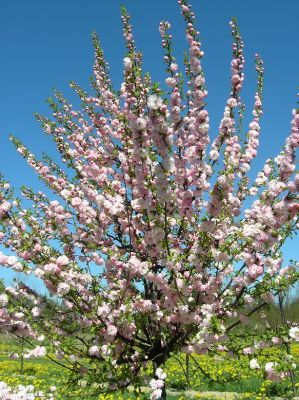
[0, 382, 55, 400]
[149, 368, 167, 400]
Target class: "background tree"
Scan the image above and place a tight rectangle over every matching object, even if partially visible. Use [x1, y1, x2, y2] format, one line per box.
[0, 0, 298, 398]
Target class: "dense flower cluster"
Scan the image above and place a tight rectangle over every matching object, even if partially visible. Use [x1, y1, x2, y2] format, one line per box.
[289, 326, 299, 341]
[0, 0, 298, 397]
[0, 382, 55, 400]
[150, 368, 167, 399]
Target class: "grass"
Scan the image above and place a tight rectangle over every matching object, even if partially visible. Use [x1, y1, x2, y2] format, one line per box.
[0, 340, 298, 399]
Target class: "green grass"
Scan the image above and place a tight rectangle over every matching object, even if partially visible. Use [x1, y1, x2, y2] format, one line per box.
[0, 340, 298, 399]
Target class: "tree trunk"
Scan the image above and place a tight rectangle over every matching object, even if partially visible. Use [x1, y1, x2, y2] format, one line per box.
[19, 337, 24, 374]
[186, 354, 190, 390]
[160, 383, 167, 400]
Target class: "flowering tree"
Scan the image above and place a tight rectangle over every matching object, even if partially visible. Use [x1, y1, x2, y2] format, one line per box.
[0, 0, 298, 398]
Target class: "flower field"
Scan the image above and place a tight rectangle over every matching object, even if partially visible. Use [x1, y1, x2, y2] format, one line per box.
[0, 339, 298, 399]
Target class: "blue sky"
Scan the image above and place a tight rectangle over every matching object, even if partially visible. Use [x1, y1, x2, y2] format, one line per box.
[0, 0, 298, 287]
